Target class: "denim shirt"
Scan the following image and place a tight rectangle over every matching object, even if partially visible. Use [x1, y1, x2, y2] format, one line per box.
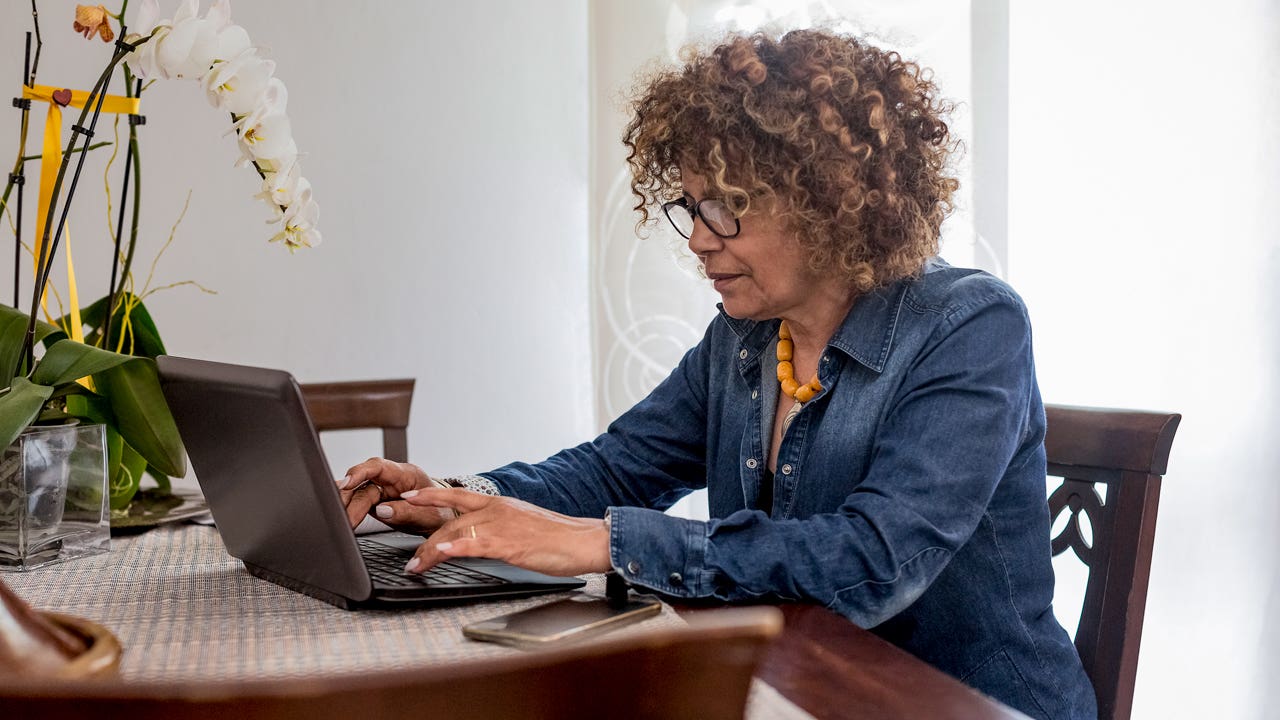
[482, 261, 1096, 720]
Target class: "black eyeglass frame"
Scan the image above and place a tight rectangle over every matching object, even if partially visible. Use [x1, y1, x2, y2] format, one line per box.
[661, 196, 741, 239]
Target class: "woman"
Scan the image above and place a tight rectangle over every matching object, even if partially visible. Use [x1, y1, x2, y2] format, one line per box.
[340, 29, 1096, 720]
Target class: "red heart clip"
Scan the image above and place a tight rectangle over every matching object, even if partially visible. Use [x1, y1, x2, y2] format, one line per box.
[51, 89, 72, 107]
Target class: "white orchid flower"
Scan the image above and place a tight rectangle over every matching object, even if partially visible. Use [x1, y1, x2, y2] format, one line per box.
[123, 25, 170, 79]
[260, 162, 303, 208]
[228, 77, 287, 133]
[134, 0, 162, 33]
[156, 1, 220, 80]
[238, 111, 296, 164]
[215, 24, 251, 61]
[229, 77, 292, 166]
[271, 192, 321, 250]
[122, 0, 169, 79]
[203, 50, 275, 114]
[205, 0, 251, 61]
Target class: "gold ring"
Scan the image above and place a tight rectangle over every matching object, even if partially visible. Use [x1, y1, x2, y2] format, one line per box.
[469, 526, 477, 540]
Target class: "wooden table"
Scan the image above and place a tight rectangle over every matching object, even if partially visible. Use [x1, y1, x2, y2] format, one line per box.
[7, 523, 1029, 720]
[716, 603, 1031, 720]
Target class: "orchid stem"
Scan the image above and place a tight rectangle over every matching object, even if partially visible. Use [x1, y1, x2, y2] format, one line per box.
[28, 0, 42, 87]
[21, 141, 112, 162]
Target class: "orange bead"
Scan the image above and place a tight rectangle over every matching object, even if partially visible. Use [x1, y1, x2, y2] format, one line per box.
[795, 384, 818, 403]
[776, 339, 793, 361]
[778, 321, 792, 340]
[781, 378, 800, 397]
[777, 361, 794, 383]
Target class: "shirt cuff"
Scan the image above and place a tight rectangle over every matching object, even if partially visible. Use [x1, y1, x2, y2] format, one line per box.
[606, 506, 709, 598]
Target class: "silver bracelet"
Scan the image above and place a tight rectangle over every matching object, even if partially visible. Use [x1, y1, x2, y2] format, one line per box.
[435, 474, 500, 496]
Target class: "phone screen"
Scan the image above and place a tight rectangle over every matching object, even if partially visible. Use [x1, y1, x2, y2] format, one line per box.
[463, 594, 662, 648]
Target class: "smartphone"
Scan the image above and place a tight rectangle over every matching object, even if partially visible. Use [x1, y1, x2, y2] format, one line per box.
[463, 594, 662, 648]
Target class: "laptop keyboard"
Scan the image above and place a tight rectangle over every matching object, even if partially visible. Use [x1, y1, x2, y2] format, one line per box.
[357, 538, 510, 588]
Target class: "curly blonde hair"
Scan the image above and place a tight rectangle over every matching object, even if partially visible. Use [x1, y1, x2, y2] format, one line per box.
[623, 29, 959, 294]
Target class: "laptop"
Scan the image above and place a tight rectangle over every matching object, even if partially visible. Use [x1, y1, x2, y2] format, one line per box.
[156, 355, 585, 610]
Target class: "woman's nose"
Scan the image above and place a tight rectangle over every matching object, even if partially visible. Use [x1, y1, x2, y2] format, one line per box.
[685, 220, 723, 256]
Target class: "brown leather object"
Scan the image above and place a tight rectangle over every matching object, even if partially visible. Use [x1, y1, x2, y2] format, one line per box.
[0, 606, 781, 720]
[1045, 403, 1180, 720]
[300, 379, 414, 462]
[0, 578, 87, 675]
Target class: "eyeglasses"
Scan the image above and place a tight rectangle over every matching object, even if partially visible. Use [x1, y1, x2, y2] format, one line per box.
[661, 196, 741, 239]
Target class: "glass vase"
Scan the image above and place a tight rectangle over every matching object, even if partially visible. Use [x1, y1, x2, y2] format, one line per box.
[0, 423, 109, 570]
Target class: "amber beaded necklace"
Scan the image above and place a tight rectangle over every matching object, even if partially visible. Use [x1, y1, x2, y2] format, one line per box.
[776, 320, 822, 403]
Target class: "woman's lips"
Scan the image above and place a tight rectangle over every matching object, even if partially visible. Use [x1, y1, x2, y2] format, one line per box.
[707, 272, 741, 292]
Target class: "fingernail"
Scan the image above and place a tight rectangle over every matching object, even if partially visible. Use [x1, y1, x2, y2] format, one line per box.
[336, 475, 351, 489]
[375, 505, 392, 519]
[400, 489, 419, 499]
[404, 557, 420, 572]
[435, 541, 452, 551]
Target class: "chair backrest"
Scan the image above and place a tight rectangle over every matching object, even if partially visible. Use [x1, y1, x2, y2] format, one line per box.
[0, 607, 782, 720]
[1044, 403, 1180, 720]
[299, 379, 415, 462]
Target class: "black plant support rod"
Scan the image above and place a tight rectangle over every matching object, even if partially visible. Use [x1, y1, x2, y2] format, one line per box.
[6, 32, 35, 310]
[20, 34, 142, 370]
[104, 78, 142, 351]
[12, 173, 24, 312]
[11, 32, 32, 309]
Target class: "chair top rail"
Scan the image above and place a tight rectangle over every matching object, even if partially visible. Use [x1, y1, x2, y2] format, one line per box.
[300, 378, 415, 431]
[1044, 404, 1181, 475]
[1, 607, 782, 702]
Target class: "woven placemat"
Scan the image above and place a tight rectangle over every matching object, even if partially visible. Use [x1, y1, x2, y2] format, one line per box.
[5, 523, 681, 681]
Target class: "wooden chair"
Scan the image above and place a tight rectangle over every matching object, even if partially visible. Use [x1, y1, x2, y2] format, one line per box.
[1044, 403, 1181, 720]
[299, 379, 415, 462]
[0, 607, 782, 720]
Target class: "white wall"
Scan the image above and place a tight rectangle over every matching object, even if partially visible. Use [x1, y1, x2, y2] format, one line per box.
[1009, 3, 1279, 718]
[5, 2, 1278, 717]
[0, 1, 593, 478]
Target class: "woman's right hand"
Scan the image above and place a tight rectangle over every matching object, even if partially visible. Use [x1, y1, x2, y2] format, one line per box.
[337, 458, 455, 533]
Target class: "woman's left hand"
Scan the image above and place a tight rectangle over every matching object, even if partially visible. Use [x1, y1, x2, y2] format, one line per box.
[397, 487, 612, 578]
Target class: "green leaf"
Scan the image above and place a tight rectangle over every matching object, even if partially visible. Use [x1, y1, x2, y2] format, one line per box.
[146, 465, 172, 493]
[95, 358, 186, 478]
[0, 303, 63, 386]
[31, 338, 138, 386]
[0, 377, 54, 450]
[104, 424, 124, 487]
[71, 294, 167, 359]
[66, 392, 116, 425]
[109, 438, 147, 511]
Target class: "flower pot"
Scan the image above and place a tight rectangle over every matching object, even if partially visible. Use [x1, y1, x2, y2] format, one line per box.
[0, 424, 109, 570]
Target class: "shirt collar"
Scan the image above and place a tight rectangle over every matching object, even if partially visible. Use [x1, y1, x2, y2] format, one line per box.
[715, 268, 919, 374]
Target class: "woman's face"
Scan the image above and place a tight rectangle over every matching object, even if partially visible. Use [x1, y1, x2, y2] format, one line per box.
[680, 172, 820, 322]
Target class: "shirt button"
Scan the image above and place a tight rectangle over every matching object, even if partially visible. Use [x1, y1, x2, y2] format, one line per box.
[626, 560, 641, 575]
[781, 464, 793, 475]
[745, 458, 758, 469]
[822, 355, 830, 363]
[668, 572, 683, 586]
[751, 389, 758, 399]
[739, 349, 748, 359]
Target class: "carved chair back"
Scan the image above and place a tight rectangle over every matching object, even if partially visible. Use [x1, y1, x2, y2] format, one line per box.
[1044, 404, 1180, 720]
